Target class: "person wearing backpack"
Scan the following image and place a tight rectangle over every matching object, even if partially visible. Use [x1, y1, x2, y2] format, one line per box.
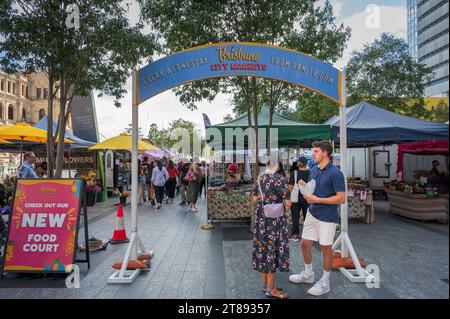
[288, 156, 310, 242]
[151, 160, 169, 209]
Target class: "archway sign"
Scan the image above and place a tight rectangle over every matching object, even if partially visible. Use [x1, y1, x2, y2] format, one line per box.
[108, 43, 373, 284]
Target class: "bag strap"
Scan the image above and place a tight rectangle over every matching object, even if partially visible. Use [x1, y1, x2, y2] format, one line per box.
[257, 175, 265, 204]
[294, 170, 298, 184]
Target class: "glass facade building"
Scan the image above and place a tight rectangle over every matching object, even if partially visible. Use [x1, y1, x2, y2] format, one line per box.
[407, 0, 418, 61]
[408, 0, 449, 97]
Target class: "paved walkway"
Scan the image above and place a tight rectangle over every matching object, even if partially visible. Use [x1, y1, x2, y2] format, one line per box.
[0, 194, 448, 299]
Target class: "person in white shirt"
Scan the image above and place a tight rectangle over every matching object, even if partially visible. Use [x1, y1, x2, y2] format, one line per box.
[151, 160, 169, 209]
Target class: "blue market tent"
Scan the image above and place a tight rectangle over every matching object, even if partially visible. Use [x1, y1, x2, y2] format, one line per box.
[325, 102, 449, 147]
[34, 116, 96, 149]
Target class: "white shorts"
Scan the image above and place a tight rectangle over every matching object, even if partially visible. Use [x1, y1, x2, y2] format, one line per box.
[301, 211, 336, 246]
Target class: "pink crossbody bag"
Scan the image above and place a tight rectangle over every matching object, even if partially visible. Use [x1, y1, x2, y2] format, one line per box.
[257, 175, 285, 219]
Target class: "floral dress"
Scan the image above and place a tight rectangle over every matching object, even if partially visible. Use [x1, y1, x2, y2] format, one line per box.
[252, 172, 290, 273]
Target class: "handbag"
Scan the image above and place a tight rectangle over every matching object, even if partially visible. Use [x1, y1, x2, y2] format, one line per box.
[257, 175, 285, 219]
[184, 170, 196, 182]
[291, 170, 299, 203]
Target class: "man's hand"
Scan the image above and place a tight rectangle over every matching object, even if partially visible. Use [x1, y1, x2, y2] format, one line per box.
[303, 194, 321, 204]
[298, 179, 306, 186]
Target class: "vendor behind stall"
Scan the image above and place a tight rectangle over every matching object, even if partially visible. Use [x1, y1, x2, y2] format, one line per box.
[226, 161, 239, 192]
[429, 160, 449, 192]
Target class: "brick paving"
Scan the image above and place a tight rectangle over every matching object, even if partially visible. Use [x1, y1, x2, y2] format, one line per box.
[0, 194, 448, 299]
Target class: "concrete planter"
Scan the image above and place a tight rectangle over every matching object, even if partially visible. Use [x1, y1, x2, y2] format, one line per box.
[385, 188, 448, 223]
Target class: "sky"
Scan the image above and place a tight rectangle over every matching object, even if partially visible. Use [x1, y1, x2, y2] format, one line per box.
[94, 0, 407, 141]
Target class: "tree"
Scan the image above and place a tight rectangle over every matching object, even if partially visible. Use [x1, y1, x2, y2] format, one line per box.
[346, 33, 433, 119]
[280, 91, 339, 124]
[430, 100, 449, 123]
[1, 1, 157, 177]
[143, 0, 350, 179]
[147, 119, 206, 158]
[0, 2, 62, 177]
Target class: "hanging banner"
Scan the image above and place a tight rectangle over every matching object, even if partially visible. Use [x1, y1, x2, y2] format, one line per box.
[137, 42, 341, 105]
[2, 179, 83, 273]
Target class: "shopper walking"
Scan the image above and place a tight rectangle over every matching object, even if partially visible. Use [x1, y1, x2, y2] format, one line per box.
[185, 163, 200, 213]
[165, 160, 179, 203]
[198, 161, 207, 198]
[151, 160, 169, 209]
[146, 163, 155, 206]
[252, 162, 291, 299]
[138, 166, 146, 205]
[179, 162, 190, 206]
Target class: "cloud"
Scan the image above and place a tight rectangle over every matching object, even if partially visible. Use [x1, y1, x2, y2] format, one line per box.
[332, 0, 343, 17]
[335, 5, 407, 69]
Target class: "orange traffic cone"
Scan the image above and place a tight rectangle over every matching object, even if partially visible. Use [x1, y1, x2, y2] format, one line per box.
[110, 204, 129, 244]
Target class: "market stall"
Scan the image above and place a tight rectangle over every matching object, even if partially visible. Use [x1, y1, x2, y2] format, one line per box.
[383, 140, 449, 223]
[325, 102, 449, 223]
[207, 184, 255, 222]
[346, 178, 374, 223]
[205, 106, 331, 222]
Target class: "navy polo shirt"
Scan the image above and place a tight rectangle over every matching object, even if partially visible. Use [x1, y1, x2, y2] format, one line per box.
[309, 161, 345, 223]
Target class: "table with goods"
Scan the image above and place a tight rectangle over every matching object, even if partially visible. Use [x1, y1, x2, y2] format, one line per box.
[346, 178, 374, 224]
[384, 180, 448, 223]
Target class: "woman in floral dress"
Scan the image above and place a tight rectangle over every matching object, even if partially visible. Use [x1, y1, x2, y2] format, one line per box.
[252, 162, 291, 299]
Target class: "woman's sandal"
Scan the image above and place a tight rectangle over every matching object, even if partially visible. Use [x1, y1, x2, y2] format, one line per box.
[265, 289, 288, 299]
[262, 285, 283, 293]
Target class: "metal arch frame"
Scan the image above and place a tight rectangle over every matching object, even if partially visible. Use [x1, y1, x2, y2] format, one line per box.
[109, 47, 373, 284]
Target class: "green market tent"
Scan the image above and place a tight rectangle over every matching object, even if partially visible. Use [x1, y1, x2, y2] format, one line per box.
[206, 106, 331, 149]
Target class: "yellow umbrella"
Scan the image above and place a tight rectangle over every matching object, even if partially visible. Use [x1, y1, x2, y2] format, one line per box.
[88, 133, 160, 151]
[0, 138, 12, 144]
[0, 123, 73, 143]
[0, 123, 73, 163]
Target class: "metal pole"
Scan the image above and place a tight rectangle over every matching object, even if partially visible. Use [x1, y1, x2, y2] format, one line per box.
[130, 70, 138, 260]
[339, 69, 349, 257]
[205, 160, 208, 220]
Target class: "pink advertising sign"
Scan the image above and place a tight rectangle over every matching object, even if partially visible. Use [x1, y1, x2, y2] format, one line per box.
[3, 179, 83, 273]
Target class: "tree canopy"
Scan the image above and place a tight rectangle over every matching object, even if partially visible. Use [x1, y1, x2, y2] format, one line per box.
[346, 33, 433, 119]
[1, 1, 158, 176]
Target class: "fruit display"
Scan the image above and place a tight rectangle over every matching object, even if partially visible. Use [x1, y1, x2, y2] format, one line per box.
[347, 177, 369, 187]
[384, 180, 434, 195]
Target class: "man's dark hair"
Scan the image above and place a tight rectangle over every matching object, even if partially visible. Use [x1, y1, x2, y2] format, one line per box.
[312, 140, 333, 158]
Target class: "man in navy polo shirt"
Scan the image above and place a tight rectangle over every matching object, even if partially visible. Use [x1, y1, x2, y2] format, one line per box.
[289, 140, 345, 296]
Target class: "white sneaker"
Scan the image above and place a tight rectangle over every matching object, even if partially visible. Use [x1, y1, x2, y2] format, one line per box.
[289, 271, 314, 284]
[307, 280, 330, 296]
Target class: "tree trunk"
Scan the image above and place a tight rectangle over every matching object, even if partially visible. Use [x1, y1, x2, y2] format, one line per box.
[54, 78, 67, 178]
[46, 69, 54, 177]
[252, 77, 259, 182]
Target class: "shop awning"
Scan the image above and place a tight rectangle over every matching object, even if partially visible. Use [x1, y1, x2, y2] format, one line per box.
[34, 116, 96, 149]
[206, 106, 331, 149]
[397, 140, 449, 173]
[325, 102, 449, 147]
